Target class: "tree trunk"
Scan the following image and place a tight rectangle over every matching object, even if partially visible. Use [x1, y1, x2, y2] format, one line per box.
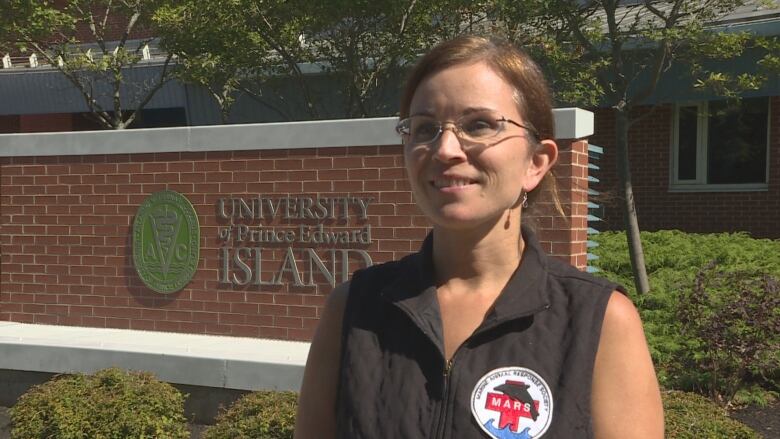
[614, 106, 650, 293]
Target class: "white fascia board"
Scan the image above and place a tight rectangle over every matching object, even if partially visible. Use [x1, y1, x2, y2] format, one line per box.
[0, 109, 593, 157]
[0, 322, 310, 391]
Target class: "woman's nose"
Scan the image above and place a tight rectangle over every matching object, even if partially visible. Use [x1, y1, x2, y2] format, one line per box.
[433, 127, 467, 162]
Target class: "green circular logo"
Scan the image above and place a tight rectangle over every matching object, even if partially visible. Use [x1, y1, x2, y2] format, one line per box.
[132, 190, 200, 294]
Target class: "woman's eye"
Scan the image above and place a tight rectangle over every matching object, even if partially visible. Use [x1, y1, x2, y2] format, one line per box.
[463, 119, 497, 137]
[412, 122, 439, 139]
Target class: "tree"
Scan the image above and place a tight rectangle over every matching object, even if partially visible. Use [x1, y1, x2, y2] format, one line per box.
[153, 0, 256, 123]
[2, 0, 174, 129]
[491, 0, 779, 293]
[155, 0, 323, 122]
[155, 0, 458, 120]
[302, 0, 458, 118]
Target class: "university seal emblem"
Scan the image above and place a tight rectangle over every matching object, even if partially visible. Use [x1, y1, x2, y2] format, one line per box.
[132, 190, 200, 294]
[471, 367, 553, 439]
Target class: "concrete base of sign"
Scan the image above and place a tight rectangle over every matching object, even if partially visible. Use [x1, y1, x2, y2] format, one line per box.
[0, 322, 309, 423]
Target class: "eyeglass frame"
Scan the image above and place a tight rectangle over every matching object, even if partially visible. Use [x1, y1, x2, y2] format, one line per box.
[395, 114, 540, 147]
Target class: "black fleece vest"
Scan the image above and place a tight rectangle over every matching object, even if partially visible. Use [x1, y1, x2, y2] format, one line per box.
[335, 228, 621, 438]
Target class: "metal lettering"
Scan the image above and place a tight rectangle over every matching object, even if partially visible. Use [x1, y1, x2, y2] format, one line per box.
[237, 198, 253, 219]
[216, 198, 230, 219]
[313, 197, 329, 219]
[219, 247, 230, 284]
[215, 194, 376, 288]
[236, 224, 249, 242]
[306, 248, 336, 287]
[276, 247, 304, 286]
[354, 197, 373, 220]
[265, 198, 283, 218]
[339, 197, 350, 220]
[283, 196, 296, 219]
[252, 247, 275, 285]
[298, 197, 315, 219]
[232, 247, 252, 286]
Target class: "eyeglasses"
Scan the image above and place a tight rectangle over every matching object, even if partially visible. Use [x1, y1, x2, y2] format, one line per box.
[395, 112, 538, 147]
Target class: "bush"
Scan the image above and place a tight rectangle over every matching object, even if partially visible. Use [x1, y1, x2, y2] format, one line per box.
[591, 230, 780, 403]
[10, 367, 189, 439]
[204, 391, 297, 439]
[678, 262, 780, 405]
[663, 390, 760, 438]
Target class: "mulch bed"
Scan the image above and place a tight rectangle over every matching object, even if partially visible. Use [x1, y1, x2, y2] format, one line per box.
[732, 401, 780, 439]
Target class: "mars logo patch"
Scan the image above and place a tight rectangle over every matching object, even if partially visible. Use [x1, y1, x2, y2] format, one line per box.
[471, 367, 553, 438]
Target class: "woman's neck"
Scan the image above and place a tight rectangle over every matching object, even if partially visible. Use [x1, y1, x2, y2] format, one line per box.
[431, 210, 525, 293]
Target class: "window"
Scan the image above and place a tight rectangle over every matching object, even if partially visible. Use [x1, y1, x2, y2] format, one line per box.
[671, 97, 770, 191]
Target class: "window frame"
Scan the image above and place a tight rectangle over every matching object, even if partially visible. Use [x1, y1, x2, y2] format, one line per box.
[669, 99, 771, 192]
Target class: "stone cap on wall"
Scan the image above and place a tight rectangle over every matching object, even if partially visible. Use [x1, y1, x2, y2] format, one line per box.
[0, 108, 594, 157]
[0, 321, 308, 391]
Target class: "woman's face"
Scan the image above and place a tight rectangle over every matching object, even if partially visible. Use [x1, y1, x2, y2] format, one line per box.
[403, 61, 554, 230]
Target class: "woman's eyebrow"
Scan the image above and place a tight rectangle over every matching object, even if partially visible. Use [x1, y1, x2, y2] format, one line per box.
[408, 110, 435, 118]
[460, 106, 497, 115]
[408, 106, 498, 118]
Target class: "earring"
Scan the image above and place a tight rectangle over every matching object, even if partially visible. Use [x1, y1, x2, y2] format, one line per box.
[521, 192, 528, 209]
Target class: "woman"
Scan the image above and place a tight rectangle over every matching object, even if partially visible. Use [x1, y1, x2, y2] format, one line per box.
[295, 35, 663, 439]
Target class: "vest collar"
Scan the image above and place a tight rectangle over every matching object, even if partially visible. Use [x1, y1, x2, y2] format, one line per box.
[380, 225, 551, 355]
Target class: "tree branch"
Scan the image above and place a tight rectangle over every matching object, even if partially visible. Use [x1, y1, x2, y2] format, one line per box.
[119, 11, 140, 51]
[239, 85, 293, 121]
[122, 53, 174, 128]
[628, 0, 684, 106]
[250, 5, 319, 118]
[398, 0, 419, 36]
[643, 1, 667, 21]
[101, 1, 112, 34]
[25, 39, 113, 127]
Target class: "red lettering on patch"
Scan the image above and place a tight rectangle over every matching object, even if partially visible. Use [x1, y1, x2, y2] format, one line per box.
[484, 380, 540, 432]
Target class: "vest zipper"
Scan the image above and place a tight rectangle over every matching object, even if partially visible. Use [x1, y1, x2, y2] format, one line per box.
[431, 304, 550, 437]
[432, 357, 453, 439]
[433, 349, 463, 439]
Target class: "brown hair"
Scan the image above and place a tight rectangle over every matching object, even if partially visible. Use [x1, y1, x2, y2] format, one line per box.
[400, 34, 562, 217]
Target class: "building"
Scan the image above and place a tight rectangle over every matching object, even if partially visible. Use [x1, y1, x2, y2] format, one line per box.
[588, 1, 780, 238]
[2, 2, 778, 238]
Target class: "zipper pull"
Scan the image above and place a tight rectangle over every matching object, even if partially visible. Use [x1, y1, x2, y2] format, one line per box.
[444, 358, 454, 377]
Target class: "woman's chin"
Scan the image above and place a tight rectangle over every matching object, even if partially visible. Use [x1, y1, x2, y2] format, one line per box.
[426, 208, 500, 231]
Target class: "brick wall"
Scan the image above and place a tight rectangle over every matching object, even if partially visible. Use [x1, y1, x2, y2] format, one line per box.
[0, 116, 20, 134]
[18, 114, 74, 133]
[51, 0, 156, 44]
[590, 96, 780, 238]
[1, 138, 589, 341]
[534, 139, 590, 269]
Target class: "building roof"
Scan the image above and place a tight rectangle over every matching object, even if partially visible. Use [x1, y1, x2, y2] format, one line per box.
[589, 0, 780, 34]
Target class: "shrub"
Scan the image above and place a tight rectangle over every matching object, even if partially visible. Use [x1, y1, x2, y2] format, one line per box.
[204, 391, 297, 439]
[10, 367, 189, 439]
[591, 230, 780, 403]
[663, 390, 760, 438]
[678, 262, 780, 406]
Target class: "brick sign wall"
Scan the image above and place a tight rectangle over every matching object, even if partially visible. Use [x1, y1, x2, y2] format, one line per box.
[0, 117, 591, 341]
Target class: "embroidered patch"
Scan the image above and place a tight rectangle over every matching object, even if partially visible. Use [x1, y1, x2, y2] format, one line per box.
[471, 367, 553, 438]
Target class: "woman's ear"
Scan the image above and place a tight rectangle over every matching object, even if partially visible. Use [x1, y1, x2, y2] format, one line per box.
[523, 139, 558, 193]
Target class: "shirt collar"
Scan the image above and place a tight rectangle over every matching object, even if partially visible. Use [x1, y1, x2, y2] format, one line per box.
[380, 225, 551, 349]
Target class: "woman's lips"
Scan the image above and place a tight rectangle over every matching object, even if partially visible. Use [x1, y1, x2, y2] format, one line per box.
[431, 176, 478, 191]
